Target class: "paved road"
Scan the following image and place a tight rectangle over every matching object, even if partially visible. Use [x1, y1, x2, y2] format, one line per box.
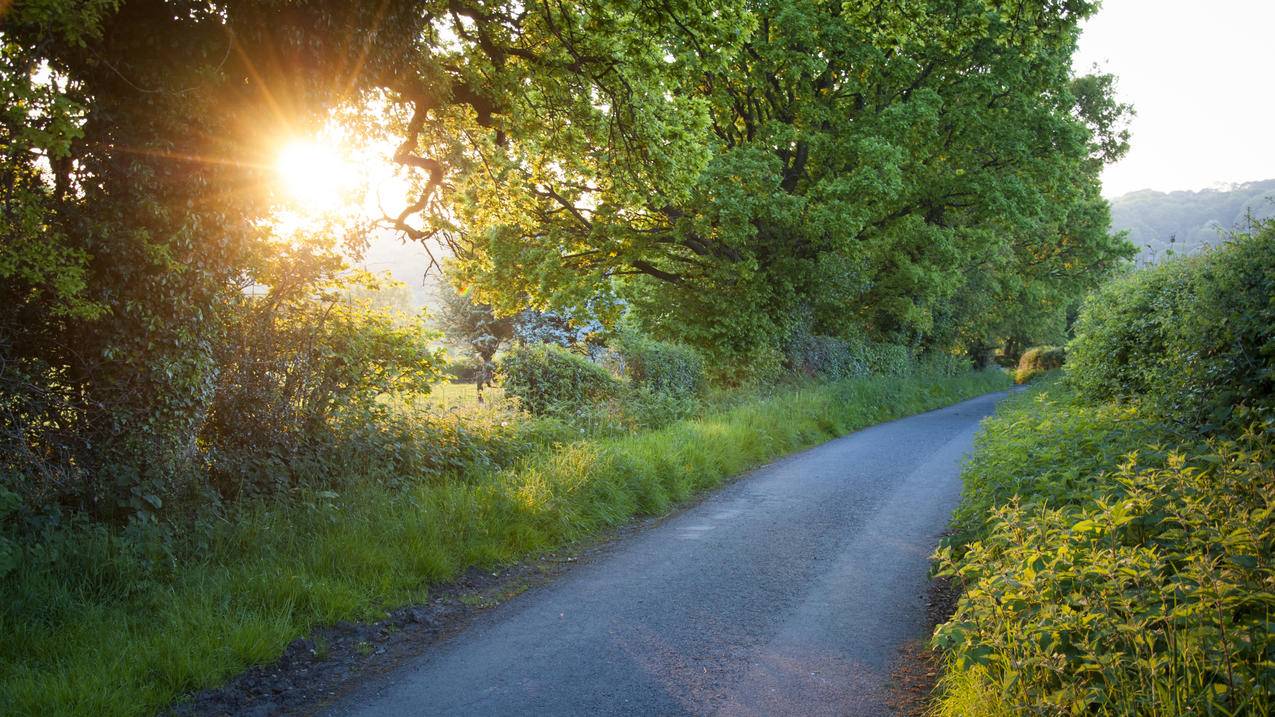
[326, 391, 1006, 717]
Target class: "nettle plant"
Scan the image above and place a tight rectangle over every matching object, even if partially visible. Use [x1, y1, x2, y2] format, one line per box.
[935, 435, 1275, 715]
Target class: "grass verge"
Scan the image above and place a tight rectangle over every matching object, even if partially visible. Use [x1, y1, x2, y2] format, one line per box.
[1, 370, 1008, 716]
[932, 378, 1274, 716]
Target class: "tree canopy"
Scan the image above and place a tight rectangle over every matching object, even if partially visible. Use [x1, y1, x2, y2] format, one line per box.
[376, 0, 1135, 362]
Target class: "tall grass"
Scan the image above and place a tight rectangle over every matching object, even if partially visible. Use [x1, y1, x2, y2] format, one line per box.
[0, 370, 1008, 716]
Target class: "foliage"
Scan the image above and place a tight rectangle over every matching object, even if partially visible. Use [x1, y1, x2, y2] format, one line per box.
[1067, 220, 1275, 431]
[1014, 345, 1065, 384]
[0, 0, 411, 525]
[785, 330, 867, 380]
[613, 332, 705, 396]
[0, 369, 1008, 716]
[946, 379, 1165, 556]
[861, 342, 914, 377]
[204, 265, 445, 500]
[390, 0, 1134, 362]
[935, 380, 1275, 716]
[499, 343, 622, 415]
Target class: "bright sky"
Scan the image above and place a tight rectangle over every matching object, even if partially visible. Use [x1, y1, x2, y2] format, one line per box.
[1074, 0, 1275, 198]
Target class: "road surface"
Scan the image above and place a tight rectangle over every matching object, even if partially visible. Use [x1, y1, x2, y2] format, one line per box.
[326, 390, 1006, 717]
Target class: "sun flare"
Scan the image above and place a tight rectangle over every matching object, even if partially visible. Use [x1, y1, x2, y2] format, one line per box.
[275, 140, 352, 210]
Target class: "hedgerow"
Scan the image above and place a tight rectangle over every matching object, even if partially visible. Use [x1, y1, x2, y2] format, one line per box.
[613, 332, 706, 396]
[1068, 219, 1275, 431]
[498, 343, 623, 415]
[1013, 345, 1064, 384]
[935, 382, 1274, 716]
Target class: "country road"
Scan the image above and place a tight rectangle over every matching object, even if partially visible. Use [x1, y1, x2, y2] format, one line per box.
[324, 390, 1008, 717]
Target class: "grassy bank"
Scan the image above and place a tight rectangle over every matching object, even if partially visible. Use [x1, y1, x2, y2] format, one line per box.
[1, 370, 1008, 716]
[933, 379, 1274, 716]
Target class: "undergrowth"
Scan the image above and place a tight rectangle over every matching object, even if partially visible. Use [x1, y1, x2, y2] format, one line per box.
[933, 380, 1274, 716]
[0, 370, 1008, 716]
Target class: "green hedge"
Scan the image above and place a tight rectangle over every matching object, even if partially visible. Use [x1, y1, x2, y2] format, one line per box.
[1068, 219, 1275, 430]
[614, 333, 705, 396]
[1013, 345, 1064, 384]
[498, 343, 622, 415]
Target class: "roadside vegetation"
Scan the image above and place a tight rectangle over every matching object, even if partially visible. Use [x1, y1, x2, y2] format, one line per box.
[934, 220, 1275, 716]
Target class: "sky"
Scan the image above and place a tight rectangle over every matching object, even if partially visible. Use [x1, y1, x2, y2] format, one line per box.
[1073, 0, 1275, 198]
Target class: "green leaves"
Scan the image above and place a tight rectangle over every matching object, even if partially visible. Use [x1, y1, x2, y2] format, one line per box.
[427, 0, 1130, 364]
[1068, 220, 1275, 433]
[935, 380, 1275, 715]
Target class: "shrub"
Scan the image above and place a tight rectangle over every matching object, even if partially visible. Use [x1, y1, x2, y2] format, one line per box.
[499, 343, 622, 415]
[1013, 345, 1065, 384]
[861, 341, 913, 377]
[784, 331, 867, 380]
[936, 387, 1274, 715]
[1066, 259, 1195, 402]
[1068, 219, 1275, 430]
[204, 281, 444, 500]
[614, 333, 706, 396]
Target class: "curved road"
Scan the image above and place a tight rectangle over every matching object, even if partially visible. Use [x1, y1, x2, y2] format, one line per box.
[326, 391, 1006, 717]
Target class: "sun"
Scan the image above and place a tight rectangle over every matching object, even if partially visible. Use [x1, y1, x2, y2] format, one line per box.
[275, 139, 353, 210]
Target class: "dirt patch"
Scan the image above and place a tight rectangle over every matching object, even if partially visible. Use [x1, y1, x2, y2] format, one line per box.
[162, 497, 718, 717]
[885, 573, 963, 716]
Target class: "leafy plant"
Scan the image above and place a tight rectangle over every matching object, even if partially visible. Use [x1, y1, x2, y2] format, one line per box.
[1068, 219, 1275, 431]
[784, 331, 867, 380]
[1014, 345, 1065, 384]
[204, 266, 444, 500]
[498, 343, 622, 416]
[613, 332, 706, 396]
[936, 380, 1275, 716]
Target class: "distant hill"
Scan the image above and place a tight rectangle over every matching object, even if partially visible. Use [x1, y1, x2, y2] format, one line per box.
[1109, 179, 1275, 265]
[355, 233, 445, 308]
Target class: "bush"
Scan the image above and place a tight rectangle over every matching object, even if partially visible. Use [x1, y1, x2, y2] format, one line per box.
[204, 282, 444, 500]
[1066, 259, 1195, 402]
[861, 341, 914, 377]
[614, 333, 706, 396]
[935, 381, 1274, 716]
[1068, 220, 1275, 430]
[784, 331, 867, 380]
[1013, 345, 1065, 384]
[499, 343, 622, 415]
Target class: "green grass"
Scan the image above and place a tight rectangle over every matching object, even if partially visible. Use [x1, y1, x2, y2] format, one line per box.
[0, 370, 1009, 716]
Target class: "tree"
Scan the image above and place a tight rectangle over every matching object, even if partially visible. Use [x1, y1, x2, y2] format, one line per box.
[378, 0, 1135, 365]
[435, 277, 514, 401]
[0, 0, 436, 516]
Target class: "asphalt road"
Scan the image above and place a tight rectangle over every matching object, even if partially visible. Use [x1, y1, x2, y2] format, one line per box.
[326, 391, 1006, 717]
